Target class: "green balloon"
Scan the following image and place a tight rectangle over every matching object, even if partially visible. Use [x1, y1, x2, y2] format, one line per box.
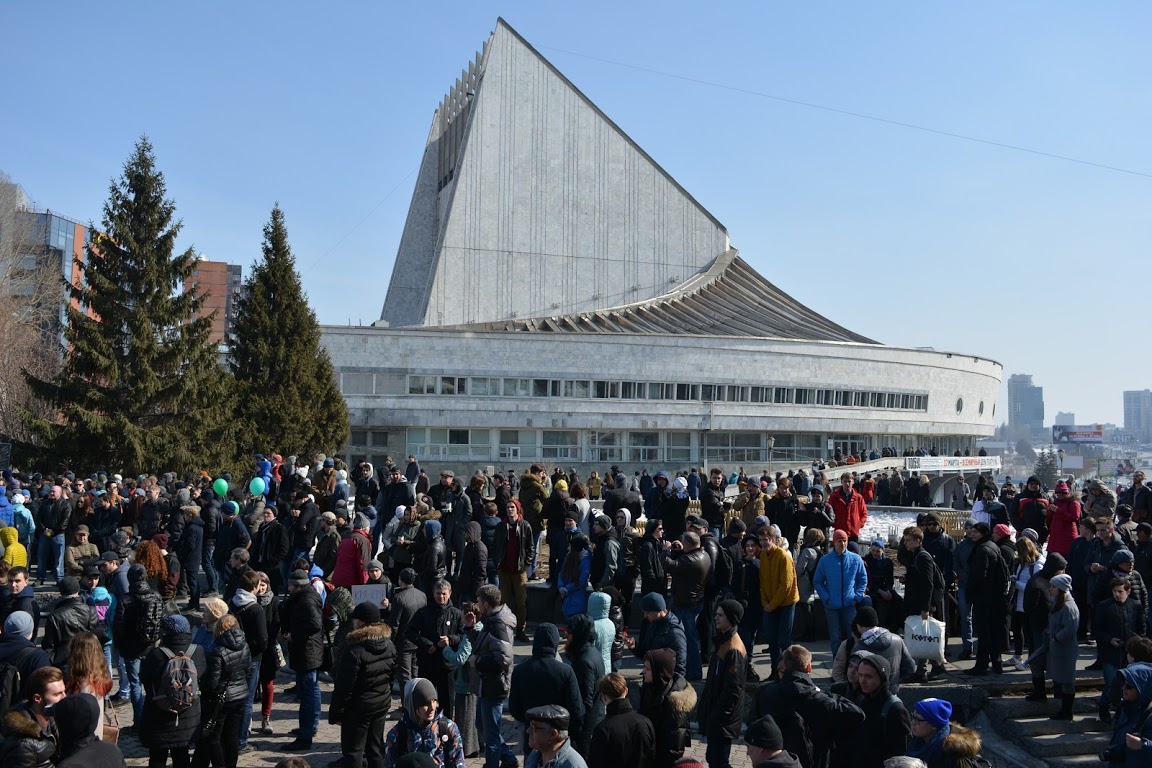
[213, 478, 229, 496]
[249, 477, 266, 496]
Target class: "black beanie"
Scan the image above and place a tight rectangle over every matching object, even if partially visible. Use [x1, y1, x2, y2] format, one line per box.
[718, 599, 744, 626]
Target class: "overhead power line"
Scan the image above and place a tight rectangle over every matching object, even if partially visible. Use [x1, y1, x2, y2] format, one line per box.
[540, 45, 1152, 180]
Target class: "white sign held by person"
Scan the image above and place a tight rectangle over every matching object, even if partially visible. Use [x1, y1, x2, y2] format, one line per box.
[351, 584, 389, 608]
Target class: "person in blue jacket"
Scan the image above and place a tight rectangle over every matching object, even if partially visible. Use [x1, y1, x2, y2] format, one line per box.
[814, 528, 869, 656]
[558, 535, 592, 618]
[1107, 661, 1152, 767]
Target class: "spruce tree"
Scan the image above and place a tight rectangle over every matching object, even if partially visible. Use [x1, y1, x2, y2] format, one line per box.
[229, 204, 348, 459]
[1034, 448, 1060, 488]
[23, 137, 236, 473]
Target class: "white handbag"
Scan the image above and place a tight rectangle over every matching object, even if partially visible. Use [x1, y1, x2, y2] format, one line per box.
[903, 614, 946, 663]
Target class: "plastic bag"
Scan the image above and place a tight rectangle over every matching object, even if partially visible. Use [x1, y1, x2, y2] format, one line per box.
[904, 614, 946, 662]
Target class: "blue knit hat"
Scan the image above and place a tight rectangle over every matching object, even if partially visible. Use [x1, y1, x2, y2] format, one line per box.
[914, 698, 952, 728]
[161, 614, 191, 636]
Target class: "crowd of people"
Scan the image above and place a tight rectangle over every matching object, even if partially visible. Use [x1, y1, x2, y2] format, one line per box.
[1, 456, 1152, 768]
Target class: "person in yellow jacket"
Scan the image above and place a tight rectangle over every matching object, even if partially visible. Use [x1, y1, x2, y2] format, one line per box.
[0, 526, 28, 567]
[757, 527, 799, 672]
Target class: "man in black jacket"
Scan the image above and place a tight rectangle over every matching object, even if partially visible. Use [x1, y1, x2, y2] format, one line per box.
[0, 611, 51, 699]
[388, 568, 427, 691]
[36, 485, 72, 584]
[281, 569, 324, 750]
[898, 526, 944, 682]
[508, 623, 584, 757]
[113, 564, 163, 723]
[289, 493, 320, 563]
[636, 518, 667, 599]
[230, 570, 269, 751]
[663, 532, 711, 681]
[252, 506, 291, 595]
[41, 576, 101, 667]
[405, 578, 462, 719]
[1, 567, 42, 636]
[699, 469, 728, 537]
[588, 672, 654, 768]
[966, 523, 1009, 676]
[330, 601, 397, 768]
[493, 501, 534, 642]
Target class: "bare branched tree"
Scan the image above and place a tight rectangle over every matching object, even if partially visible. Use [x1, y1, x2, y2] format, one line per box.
[0, 170, 65, 443]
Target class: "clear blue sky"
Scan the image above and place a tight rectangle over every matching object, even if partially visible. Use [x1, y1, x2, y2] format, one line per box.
[2, 2, 1148, 426]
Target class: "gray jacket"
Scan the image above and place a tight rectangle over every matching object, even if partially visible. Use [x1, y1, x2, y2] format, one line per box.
[526, 739, 589, 768]
[855, 627, 917, 694]
[1045, 598, 1080, 686]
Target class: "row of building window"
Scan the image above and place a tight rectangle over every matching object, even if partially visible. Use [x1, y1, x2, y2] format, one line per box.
[366, 375, 931, 411]
[403, 428, 827, 464]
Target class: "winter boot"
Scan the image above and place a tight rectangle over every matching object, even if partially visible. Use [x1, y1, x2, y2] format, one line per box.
[1050, 693, 1075, 720]
[1024, 675, 1047, 703]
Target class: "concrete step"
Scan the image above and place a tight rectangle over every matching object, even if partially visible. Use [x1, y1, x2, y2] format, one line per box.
[985, 695, 1098, 721]
[1027, 732, 1109, 758]
[1009, 713, 1109, 737]
[1048, 754, 1114, 768]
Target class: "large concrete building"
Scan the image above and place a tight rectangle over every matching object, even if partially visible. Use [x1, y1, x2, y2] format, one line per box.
[1007, 374, 1045, 434]
[321, 19, 1002, 472]
[186, 258, 243, 346]
[1124, 390, 1152, 444]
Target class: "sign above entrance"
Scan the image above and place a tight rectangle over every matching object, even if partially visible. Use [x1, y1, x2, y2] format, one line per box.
[904, 456, 1001, 472]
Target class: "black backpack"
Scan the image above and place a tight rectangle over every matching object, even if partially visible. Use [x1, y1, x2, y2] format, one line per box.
[0, 647, 37, 716]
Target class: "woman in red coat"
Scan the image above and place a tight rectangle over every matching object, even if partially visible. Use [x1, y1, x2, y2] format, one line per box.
[1046, 481, 1081, 557]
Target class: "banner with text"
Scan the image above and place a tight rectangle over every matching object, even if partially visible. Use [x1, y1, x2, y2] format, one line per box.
[1052, 425, 1104, 444]
[905, 456, 1002, 472]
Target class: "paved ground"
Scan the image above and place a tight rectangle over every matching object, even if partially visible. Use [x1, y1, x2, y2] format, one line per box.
[112, 628, 1046, 768]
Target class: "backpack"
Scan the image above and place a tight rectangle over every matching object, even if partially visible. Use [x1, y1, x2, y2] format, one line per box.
[0, 647, 37, 716]
[152, 645, 199, 715]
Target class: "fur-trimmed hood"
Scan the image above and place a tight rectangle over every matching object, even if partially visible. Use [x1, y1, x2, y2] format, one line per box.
[345, 621, 393, 648]
[3, 706, 50, 740]
[942, 723, 981, 758]
[666, 677, 698, 714]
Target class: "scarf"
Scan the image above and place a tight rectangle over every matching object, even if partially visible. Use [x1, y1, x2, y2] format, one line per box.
[907, 722, 950, 763]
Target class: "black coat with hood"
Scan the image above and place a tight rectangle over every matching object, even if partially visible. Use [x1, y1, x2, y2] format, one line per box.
[588, 696, 656, 768]
[54, 693, 124, 768]
[42, 595, 101, 666]
[508, 623, 584, 734]
[330, 621, 397, 721]
[203, 625, 253, 705]
[0, 702, 56, 768]
[846, 655, 911, 768]
[751, 670, 865, 768]
[281, 584, 324, 672]
[113, 565, 163, 660]
[140, 632, 208, 749]
[564, 614, 606, 755]
[455, 521, 487, 600]
[637, 530, 667, 596]
[637, 648, 696, 768]
[178, 514, 204, 571]
[406, 598, 462, 675]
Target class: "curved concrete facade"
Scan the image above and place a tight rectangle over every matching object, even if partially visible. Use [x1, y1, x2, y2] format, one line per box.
[322, 325, 1002, 470]
[331, 19, 1003, 472]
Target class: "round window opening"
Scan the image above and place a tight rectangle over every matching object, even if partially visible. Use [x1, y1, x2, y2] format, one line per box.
[978, 400, 984, 416]
[956, 397, 964, 414]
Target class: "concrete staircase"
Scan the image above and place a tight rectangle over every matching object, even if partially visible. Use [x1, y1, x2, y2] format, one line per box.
[985, 687, 1112, 768]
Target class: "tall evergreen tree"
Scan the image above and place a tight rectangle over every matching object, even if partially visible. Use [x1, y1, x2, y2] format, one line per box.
[1034, 448, 1060, 488]
[229, 204, 348, 459]
[23, 137, 236, 473]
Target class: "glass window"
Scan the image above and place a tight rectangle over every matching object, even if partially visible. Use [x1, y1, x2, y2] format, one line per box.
[701, 384, 718, 401]
[589, 431, 622, 462]
[750, 386, 769, 403]
[795, 388, 812, 405]
[727, 386, 746, 402]
[542, 430, 579, 460]
[886, 393, 897, 409]
[409, 375, 434, 395]
[648, 383, 666, 400]
[675, 383, 698, 401]
[350, 430, 368, 446]
[504, 378, 530, 397]
[565, 380, 590, 398]
[369, 432, 387, 447]
[627, 432, 661, 463]
[774, 387, 792, 404]
[533, 379, 550, 397]
[448, 430, 470, 445]
[500, 430, 520, 445]
[440, 376, 456, 395]
[668, 432, 692, 462]
[470, 377, 497, 396]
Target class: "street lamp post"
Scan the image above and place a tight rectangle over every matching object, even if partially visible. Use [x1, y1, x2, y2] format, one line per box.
[1057, 448, 1065, 479]
[767, 437, 776, 477]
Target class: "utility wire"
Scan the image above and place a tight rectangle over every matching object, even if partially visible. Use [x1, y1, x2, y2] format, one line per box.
[307, 165, 419, 271]
[540, 45, 1152, 180]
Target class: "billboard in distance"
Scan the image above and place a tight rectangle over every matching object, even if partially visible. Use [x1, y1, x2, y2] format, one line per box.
[1052, 425, 1104, 444]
